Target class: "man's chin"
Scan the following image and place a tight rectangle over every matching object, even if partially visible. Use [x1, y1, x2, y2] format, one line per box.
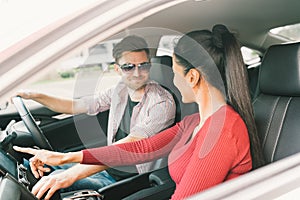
[129, 83, 147, 90]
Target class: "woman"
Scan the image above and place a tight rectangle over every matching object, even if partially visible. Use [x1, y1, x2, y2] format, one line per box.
[14, 24, 265, 200]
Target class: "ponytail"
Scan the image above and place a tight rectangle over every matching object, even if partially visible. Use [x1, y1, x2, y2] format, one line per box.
[212, 24, 265, 169]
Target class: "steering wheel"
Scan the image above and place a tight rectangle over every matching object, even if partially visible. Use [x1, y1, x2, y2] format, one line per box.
[12, 96, 53, 150]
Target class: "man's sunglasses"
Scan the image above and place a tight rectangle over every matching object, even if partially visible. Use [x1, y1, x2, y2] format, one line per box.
[117, 62, 151, 72]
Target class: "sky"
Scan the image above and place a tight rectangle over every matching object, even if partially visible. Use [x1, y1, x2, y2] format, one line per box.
[0, 0, 98, 52]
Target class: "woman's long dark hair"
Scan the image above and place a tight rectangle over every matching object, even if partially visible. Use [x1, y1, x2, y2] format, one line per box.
[174, 24, 265, 169]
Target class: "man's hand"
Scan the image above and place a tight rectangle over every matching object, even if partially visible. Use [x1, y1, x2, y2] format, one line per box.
[33, 164, 108, 200]
[32, 172, 75, 200]
[15, 89, 36, 99]
[10, 89, 37, 103]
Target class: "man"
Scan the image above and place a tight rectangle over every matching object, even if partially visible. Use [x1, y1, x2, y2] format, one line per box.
[15, 35, 176, 191]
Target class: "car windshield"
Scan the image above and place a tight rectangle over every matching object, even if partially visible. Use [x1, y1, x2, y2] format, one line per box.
[0, 0, 98, 52]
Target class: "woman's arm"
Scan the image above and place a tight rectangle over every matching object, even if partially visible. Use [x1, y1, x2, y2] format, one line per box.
[13, 120, 185, 176]
[13, 122, 181, 176]
[13, 146, 83, 178]
[13, 122, 182, 200]
[81, 123, 182, 166]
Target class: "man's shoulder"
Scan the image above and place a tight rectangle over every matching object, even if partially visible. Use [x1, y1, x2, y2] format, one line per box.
[145, 81, 173, 98]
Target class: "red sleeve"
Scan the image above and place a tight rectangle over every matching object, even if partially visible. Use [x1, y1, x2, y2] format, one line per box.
[170, 117, 251, 200]
[81, 121, 183, 167]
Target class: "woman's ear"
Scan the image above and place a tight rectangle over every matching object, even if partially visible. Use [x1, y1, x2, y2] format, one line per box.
[185, 68, 201, 88]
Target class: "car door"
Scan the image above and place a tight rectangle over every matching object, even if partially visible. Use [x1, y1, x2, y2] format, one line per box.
[0, 103, 108, 152]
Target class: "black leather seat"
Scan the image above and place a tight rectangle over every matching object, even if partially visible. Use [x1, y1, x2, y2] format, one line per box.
[253, 42, 300, 164]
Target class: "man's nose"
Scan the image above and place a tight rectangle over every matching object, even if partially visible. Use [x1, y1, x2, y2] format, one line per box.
[132, 66, 140, 76]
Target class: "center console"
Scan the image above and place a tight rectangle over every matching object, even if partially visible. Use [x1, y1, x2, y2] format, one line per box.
[0, 149, 37, 200]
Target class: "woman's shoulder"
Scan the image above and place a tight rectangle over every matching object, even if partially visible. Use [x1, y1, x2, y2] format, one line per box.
[225, 105, 246, 125]
[223, 105, 249, 139]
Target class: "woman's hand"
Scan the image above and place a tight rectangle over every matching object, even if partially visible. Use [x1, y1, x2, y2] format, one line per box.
[14, 146, 66, 178]
[13, 146, 83, 178]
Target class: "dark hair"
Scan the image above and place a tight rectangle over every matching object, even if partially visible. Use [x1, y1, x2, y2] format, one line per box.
[112, 35, 150, 63]
[174, 24, 265, 169]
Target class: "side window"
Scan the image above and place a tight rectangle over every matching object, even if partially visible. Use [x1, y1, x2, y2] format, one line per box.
[241, 46, 261, 69]
[241, 46, 261, 98]
[18, 39, 121, 99]
[156, 35, 181, 56]
[157, 35, 262, 70]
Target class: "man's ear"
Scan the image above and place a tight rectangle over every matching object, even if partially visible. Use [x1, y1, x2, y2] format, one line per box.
[186, 68, 201, 87]
[114, 64, 122, 75]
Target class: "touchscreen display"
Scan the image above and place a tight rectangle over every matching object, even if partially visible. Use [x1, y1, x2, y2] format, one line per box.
[0, 149, 17, 179]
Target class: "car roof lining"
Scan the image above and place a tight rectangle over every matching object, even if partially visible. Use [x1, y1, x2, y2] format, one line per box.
[130, 0, 300, 51]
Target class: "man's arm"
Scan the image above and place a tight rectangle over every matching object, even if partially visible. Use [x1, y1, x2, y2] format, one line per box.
[14, 90, 87, 114]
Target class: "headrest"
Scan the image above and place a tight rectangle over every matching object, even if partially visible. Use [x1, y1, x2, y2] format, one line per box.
[150, 56, 173, 86]
[151, 55, 172, 67]
[150, 55, 199, 120]
[150, 55, 181, 121]
[259, 42, 300, 96]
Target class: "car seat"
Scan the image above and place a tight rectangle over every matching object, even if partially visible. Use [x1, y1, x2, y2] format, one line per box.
[253, 42, 300, 164]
